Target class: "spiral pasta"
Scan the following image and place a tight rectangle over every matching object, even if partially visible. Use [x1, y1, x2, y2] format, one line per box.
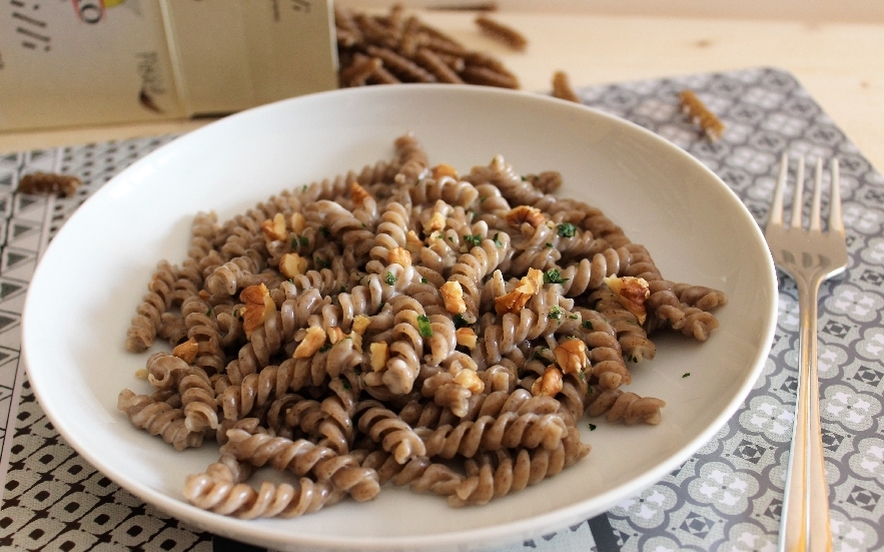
[119, 133, 725, 518]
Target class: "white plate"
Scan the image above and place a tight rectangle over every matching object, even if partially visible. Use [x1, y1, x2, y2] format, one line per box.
[23, 84, 777, 552]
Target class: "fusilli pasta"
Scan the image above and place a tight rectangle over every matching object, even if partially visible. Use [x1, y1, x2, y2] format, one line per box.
[119, 133, 726, 519]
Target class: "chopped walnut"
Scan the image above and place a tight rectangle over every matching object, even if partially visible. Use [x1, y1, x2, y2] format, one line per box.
[289, 212, 306, 234]
[494, 268, 544, 315]
[388, 246, 413, 267]
[441, 280, 466, 314]
[351, 181, 372, 206]
[294, 326, 327, 358]
[531, 366, 564, 397]
[423, 211, 446, 234]
[405, 230, 424, 254]
[453, 368, 485, 394]
[352, 314, 371, 335]
[455, 327, 478, 349]
[554, 338, 587, 376]
[505, 205, 545, 228]
[327, 326, 346, 344]
[432, 163, 459, 180]
[604, 275, 651, 324]
[240, 283, 276, 338]
[261, 213, 287, 241]
[172, 337, 199, 364]
[369, 342, 389, 372]
[279, 252, 308, 278]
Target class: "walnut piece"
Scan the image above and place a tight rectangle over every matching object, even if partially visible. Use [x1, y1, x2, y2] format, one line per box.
[172, 337, 199, 364]
[327, 326, 346, 344]
[494, 268, 544, 315]
[388, 246, 412, 267]
[405, 230, 424, 255]
[441, 280, 466, 314]
[455, 327, 478, 349]
[531, 366, 564, 397]
[432, 163, 459, 180]
[554, 338, 587, 377]
[505, 205, 544, 228]
[604, 275, 650, 324]
[261, 213, 287, 241]
[289, 212, 306, 234]
[240, 283, 276, 337]
[453, 368, 485, 394]
[279, 253, 308, 279]
[423, 211, 446, 234]
[294, 326, 327, 358]
[350, 181, 372, 206]
[369, 342, 389, 372]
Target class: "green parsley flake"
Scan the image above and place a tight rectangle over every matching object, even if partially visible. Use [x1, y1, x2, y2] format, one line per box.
[588, 423, 597, 431]
[682, 372, 691, 378]
[548, 305, 563, 321]
[453, 313, 470, 329]
[384, 271, 397, 286]
[492, 232, 503, 247]
[314, 256, 330, 269]
[543, 268, 569, 285]
[417, 314, 433, 338]
[463, 233, 483, 247]
[556, 222, 577, 238]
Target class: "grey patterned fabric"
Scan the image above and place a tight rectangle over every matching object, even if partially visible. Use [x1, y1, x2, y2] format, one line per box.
[0, 67, 882, 552]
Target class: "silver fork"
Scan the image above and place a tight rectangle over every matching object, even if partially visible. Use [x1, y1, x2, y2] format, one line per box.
[765, 154, 847, 552]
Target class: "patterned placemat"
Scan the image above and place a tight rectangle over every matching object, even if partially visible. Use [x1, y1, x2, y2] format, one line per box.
[1, 66, 882, 552]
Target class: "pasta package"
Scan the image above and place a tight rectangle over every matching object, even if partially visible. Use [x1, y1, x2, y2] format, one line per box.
[118, 133, 726, 518]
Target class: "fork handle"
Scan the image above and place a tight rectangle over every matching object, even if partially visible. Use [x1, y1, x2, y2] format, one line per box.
[780, 276, 833, 552]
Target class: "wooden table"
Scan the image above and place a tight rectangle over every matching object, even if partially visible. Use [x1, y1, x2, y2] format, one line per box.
[2, 10, 882, 171]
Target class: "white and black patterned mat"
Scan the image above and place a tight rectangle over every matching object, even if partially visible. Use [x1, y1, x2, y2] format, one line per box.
[1, 67, 882, 552]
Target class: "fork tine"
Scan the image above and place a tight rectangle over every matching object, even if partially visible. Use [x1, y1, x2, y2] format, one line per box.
[829, 158, 844, 233]
[809, 158, 823, 231]
[790, 155, 805, 230]
[767, 152, 788, 229]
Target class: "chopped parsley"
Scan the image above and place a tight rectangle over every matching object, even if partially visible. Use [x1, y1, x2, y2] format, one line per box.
[556, 222, 577, 238]
[548, 305, 563, 321]
[682, 372, 691, 378]
[319, 226, 330, 238]
[314, 256, 330, 269]
[319, 343, 332, 353]
[417, 314, 433, 337]
[588, 423, 597, 431]
[384, 271, 397, 286]
[543, 268, 569, 285]
[582, 320, 594, 330]
[492, 232, 503, 247]
[453, 313, 470, 329]
[463, 233, 483, 247]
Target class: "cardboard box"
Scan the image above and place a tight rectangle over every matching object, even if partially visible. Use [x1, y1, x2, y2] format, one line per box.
[0, 0, 338, 131]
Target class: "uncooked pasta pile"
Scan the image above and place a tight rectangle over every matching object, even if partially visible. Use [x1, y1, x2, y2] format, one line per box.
[118, 133, 726, 518]
[336, 5, 521, 89]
